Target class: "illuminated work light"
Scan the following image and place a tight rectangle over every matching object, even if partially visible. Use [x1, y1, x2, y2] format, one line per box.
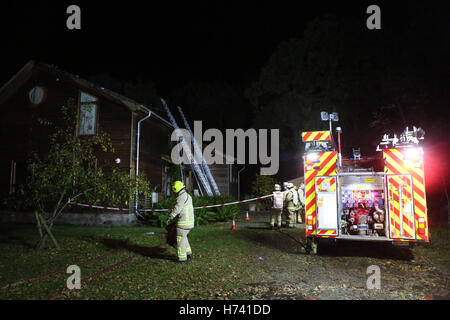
[307, 153, 320, 161]
[405, 148, 421, 159]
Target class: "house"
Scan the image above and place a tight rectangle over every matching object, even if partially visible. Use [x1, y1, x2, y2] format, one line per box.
[0, 60, 174, 212]
[0, 60, 240, 212]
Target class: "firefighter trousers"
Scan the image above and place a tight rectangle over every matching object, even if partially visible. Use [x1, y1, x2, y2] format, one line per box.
[270, 208, 282, 227]
[287, 208, 296, 227]
[176, 227, 192, 262]
[297, 207, 304, 223]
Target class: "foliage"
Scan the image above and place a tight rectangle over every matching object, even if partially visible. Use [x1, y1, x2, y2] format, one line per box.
[168, 164, 182, 182]
[250, 174, 277, 207]
[251, 174, 277, 196]
[145, 194, 239, 227]
[17, 99, 152, 249]
[79, 168, 153, 209]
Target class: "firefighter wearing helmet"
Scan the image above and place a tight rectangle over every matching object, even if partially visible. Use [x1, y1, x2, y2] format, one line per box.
[168, 180, 194, 263]
[283, 182, 298, 228]
[270, 184, 284, 230]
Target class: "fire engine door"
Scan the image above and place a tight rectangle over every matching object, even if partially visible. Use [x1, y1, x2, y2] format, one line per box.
[387, 175, 415, 239]
[315, 176, 338, 232]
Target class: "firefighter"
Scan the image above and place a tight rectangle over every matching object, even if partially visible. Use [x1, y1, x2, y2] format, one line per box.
[283, 182, 299, 228]
[297, 183, 306, 223]
[293, 185, 301, 224]
[270, 184, 284, 230]
[167, 180, 194, 263]
[282, 182, 289, 227]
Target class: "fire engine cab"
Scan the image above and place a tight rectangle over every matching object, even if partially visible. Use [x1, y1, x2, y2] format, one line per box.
[302, 125, 429, 254]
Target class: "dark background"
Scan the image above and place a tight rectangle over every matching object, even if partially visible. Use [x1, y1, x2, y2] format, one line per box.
[1, 1, 449, 224]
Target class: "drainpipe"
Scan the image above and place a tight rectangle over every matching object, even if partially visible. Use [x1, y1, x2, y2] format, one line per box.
[237, 165, 246, 201]
[135, 105, 152, 216]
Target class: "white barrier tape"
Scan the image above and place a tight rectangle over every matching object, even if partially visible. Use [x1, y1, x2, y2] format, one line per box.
[69, 194, 273, 213]
[69, 201, 129, 212]
[142, 194, 273, 212]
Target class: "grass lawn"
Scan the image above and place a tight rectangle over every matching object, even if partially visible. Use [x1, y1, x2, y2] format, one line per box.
[0, 222, 448, 300]
[0, 223, 256, 300]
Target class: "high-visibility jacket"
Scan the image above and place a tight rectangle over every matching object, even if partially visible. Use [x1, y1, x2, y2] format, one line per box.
[273, 191, 284, 209]
[169, 189, 194, 229]
[284, 189, 299, 211]
[298, 188, 306, 207]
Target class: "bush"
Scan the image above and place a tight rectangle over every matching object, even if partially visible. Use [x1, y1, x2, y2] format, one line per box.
[251, 173, 277, 207]
[144, 194, 239, 227]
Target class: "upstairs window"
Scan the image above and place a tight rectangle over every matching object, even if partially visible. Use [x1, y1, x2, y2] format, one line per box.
[79, 92, 98, 135]
[28, 86, 46, 105]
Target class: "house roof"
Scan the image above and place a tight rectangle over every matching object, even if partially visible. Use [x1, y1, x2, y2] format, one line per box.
[0, 60, 173, 128]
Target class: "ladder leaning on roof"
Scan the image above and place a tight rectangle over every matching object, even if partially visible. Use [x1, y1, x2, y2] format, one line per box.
[177, 106, 221, 195]
[161, 98, 214, 197]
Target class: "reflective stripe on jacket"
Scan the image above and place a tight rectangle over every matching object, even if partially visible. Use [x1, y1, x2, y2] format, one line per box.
[170, 189, 194, 229]
[284, 189, 298, 211]
[298, 188, 306, 207]
[273, 191, 284, 209]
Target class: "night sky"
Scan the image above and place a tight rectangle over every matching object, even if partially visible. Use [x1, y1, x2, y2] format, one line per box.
[3, 1, 445, 94]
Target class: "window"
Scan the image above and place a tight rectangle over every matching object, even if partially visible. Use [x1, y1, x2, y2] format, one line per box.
[28, 86, 46, 105]
[79, 92, 98, 135]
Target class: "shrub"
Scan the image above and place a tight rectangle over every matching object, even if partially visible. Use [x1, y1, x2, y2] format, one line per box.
[144, 194, 239, 227]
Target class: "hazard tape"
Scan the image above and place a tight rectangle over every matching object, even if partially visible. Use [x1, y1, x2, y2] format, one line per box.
[69, 194, 274, 213]
[68, 201, 129, 212]
[142, 194, 273, 212]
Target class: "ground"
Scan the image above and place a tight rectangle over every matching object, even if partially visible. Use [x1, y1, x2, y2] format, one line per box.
[0, 211, 448, 300]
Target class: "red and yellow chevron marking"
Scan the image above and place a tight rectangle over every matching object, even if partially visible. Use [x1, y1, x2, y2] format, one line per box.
[304, 151, 338, 237]
[383, 148, 428, 242]
[317, 230, 337, 236]
[315, 177, 336, 192]
[387, 176, 415, 239]
[302, 131, 331, 142]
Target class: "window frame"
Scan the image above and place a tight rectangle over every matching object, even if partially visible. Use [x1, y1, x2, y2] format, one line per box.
[77, 90, 99, 136]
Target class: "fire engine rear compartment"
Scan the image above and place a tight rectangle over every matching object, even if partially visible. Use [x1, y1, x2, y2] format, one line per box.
[335, 173, 390, 241]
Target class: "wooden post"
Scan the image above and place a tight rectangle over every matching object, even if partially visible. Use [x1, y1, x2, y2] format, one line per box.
[37, 213, 60, 249]
[34, 211, 43, 239]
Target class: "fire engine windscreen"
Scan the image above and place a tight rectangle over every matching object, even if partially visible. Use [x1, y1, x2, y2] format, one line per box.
[339, 175, 386, 237]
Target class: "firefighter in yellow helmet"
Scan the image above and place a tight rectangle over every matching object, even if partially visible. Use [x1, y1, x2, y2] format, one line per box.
[168, 181, 194, 263]
[283, 182, 298, 228]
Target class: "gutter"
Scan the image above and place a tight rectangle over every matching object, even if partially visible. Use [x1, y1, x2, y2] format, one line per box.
[135, 105, 152, 216]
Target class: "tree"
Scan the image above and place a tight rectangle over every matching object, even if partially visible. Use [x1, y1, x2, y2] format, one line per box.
[23, 98, 152, 249]
[251, 173, 277, 207]
[245, 15, 388, 153]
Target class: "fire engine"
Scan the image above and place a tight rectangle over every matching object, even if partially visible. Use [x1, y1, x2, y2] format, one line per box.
[302, 124, 429, 254]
